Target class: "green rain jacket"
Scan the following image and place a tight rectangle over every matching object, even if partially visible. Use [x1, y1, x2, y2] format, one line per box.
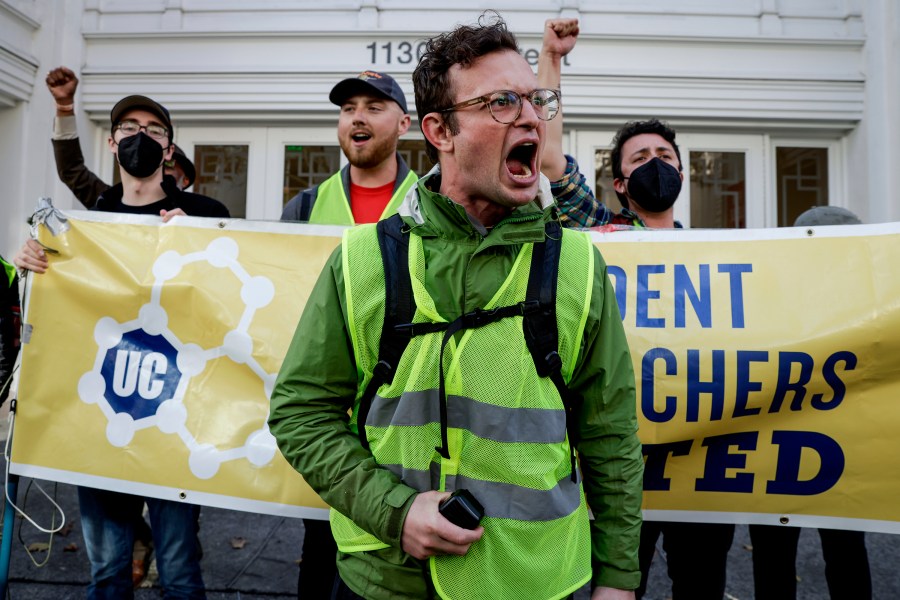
[269, 170, 643, 598]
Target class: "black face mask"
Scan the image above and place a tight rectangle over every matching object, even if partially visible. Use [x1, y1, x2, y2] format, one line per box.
[117, 132, 165, 179]
[626, 157, 682, 213]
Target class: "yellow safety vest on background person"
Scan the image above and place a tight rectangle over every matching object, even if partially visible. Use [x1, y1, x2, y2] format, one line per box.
[1, 257, 15, 289]
[333, 223, 596, 600]
[307, 169, 418, 225]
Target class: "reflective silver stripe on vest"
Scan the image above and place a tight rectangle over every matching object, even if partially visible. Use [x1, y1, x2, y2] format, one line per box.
[382, 466, 581, 521]
[447, 474, 582, 522]
[368, 390, 566, 444]
[383, 463, 441, 492]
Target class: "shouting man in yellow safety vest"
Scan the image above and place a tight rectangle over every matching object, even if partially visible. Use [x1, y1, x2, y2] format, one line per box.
[270, 13, 643, 600]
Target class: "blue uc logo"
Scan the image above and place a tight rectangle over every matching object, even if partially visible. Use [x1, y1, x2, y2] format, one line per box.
[99, 329, 182, 420]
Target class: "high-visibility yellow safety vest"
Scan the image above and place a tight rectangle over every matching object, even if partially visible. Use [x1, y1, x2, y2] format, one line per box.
[1, 257, 15, 288]
[307, 168, 418, 225]
[334, 222, 596, 600]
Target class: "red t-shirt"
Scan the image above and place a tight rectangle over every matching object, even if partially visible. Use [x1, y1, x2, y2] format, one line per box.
[350, 181, 395, 224]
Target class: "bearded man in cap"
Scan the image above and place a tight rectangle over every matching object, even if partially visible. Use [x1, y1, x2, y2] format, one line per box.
[281, 70, 417, 224]
[280, 69, 418, 600]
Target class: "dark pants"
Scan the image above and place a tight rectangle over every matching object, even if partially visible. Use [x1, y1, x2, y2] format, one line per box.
[330, 575, 365, 600]
[749, 525, 871, 600]
[636, 521, 735, 600]
[298, 518, 339, 599]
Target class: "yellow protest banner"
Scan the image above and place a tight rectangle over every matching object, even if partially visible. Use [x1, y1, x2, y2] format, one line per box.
[10, 211, 900, 532]
[12, 211, 343, 519]
[595, 224, 900, 533]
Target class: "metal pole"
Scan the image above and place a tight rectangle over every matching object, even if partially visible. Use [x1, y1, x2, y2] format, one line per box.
[0, 471, 19, 597]
[0, 397, 18, 597]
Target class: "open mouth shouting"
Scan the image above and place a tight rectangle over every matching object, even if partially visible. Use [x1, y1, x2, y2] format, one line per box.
[505, 141, 538, 184]
[351, 130, 373, 146]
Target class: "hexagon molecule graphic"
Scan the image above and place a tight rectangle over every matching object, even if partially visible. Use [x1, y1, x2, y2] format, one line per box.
[78, 237, 279, 479]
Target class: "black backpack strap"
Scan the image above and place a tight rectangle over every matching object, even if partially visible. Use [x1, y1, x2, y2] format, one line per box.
[432, 302, 538, 459]
[523, 221, 583, 482]
[298, 187, 317, 222]
[356, 215, 416, 449]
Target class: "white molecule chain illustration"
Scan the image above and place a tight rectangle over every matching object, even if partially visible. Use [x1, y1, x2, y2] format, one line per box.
[77, 237, 278, 479]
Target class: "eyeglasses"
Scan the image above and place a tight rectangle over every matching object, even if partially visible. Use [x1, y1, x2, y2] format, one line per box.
[116, 120, 169, 141]
[439, 89, 560, 124]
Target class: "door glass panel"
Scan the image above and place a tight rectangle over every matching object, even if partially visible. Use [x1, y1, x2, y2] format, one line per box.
[776, 147, 828, 226]
[689, 151, 746, 229]
[193, 145, 248, 218]
[593, 149, 624, 214]
[397, 140, 434, 178]
[282, 145, 341, 206]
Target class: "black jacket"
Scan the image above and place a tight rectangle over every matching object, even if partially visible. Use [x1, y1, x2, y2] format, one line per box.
[94, 177, 230, 218]
[52, 137, 110, 210]
[0, 258, 20, 402]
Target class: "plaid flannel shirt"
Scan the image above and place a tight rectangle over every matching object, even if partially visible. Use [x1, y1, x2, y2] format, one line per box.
[550, 155, 682, 229]
[551, 155, 616, 227]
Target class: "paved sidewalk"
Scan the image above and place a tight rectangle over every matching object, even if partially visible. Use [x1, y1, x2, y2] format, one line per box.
[1, 391, 898, 600]
[4, 477, 302, 599]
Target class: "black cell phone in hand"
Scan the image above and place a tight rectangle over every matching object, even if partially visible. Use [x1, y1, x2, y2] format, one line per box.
[438, 489, 484, 530]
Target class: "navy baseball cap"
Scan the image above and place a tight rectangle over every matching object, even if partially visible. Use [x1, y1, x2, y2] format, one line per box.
[110, 95, 174, 140]
[329, 71, 408, 113]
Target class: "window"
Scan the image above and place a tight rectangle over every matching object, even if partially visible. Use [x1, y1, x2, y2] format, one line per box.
[593, 149, 624, 214]
[282, 145, 341, 206]
[582, 133, 761, 228]
[689, 151, 746, 229]
[174, 128, 267, 219]
[397, 139, 433, 178]
[776, 147, 829, 226]
[193, 145, 249, 219]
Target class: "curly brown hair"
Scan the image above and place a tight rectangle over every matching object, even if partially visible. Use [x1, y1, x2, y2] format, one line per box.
[413, 12, 519, 162]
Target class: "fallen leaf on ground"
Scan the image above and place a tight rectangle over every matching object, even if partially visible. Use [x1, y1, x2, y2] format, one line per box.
[27, 542, 50, 552]
[58, 522, 75, 537]
[230, 537, 247, 549]
[63, 543, 78, 552]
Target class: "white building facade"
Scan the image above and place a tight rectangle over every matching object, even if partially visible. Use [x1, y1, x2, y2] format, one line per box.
[1, 0, 898, 256]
